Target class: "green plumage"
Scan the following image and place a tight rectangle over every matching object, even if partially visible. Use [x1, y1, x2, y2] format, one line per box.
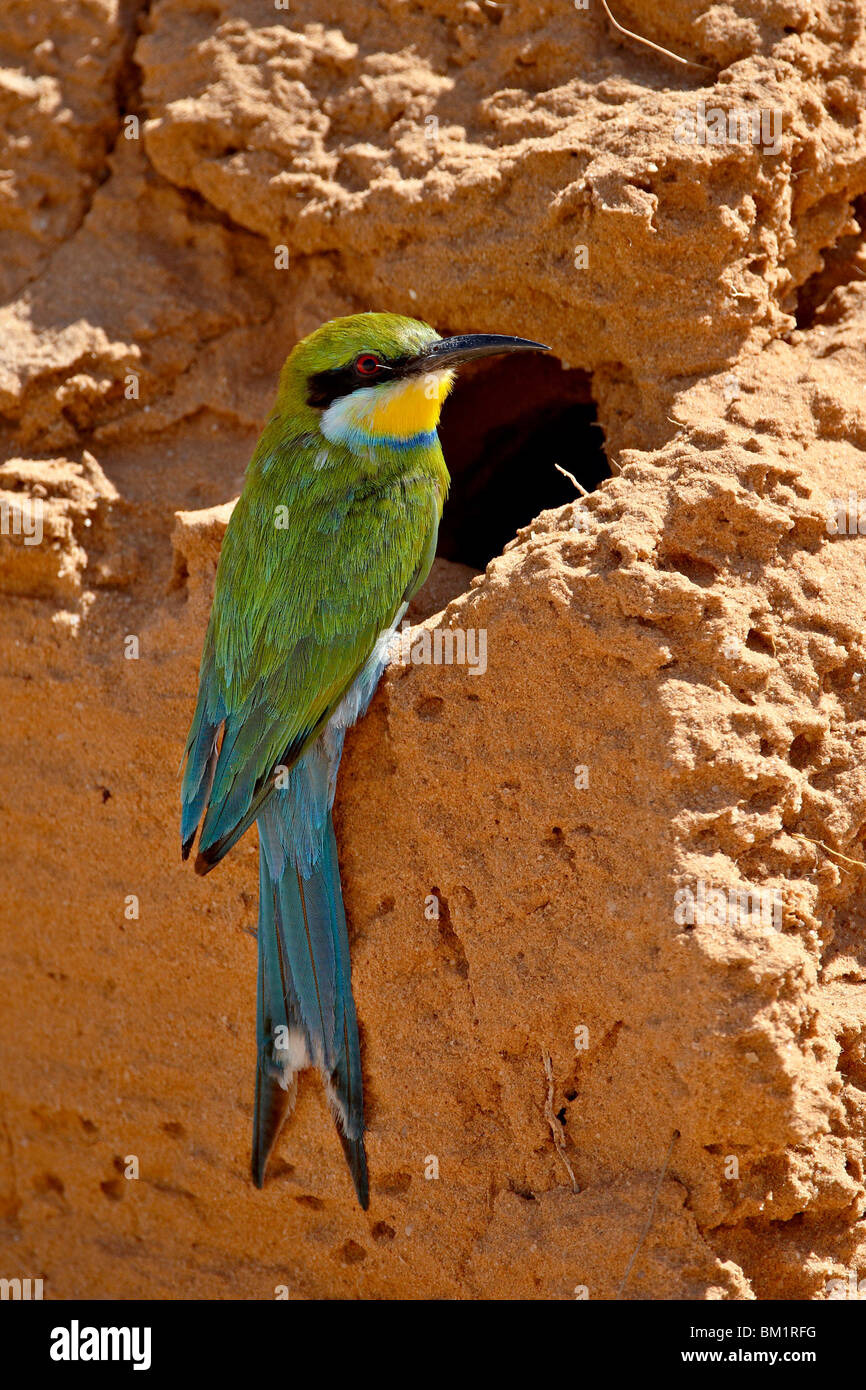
[180, 311, 546, 1206]
[182, 314, 448, 1205]
[184, 316, 449, 872]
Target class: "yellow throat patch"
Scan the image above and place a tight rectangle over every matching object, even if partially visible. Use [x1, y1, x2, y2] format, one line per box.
[324, 370, 455, 446]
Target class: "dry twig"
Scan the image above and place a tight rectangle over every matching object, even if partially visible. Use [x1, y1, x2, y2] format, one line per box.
[791, 833, 866, 873]
[599, 0, 711, 72]
[615, 1129, 679, 1299]
[542, 1047, 579, 1193]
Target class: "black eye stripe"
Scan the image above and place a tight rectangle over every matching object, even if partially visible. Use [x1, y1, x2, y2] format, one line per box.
[306, 354, 412, 408]
[307, 364, 360, 408]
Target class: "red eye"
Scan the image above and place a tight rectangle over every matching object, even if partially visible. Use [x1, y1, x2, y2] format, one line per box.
[356, 354, 381, 376]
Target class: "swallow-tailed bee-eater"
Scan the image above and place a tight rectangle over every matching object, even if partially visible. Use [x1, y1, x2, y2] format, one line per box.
[181, 312, 548, 1207]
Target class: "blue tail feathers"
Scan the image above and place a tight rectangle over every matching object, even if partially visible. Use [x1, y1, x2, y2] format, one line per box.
[253, 786, 368, 1208]
[182, 646, 386, 1209]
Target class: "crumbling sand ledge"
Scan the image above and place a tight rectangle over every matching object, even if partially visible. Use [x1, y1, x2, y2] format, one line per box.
[1, 0, 866, 1298]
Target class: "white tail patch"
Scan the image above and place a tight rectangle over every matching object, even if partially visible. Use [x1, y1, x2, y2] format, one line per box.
[325, 1077, 350, 1135]
[275, 1027, 309, 1077]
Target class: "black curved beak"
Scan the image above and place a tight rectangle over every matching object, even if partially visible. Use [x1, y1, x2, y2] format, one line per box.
[409, 333, 549, 373]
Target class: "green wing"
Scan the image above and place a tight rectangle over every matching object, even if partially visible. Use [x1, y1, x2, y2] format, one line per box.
[181, 455, 443, 873]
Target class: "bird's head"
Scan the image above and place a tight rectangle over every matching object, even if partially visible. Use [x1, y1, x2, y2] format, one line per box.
[276, 312, 548, 454]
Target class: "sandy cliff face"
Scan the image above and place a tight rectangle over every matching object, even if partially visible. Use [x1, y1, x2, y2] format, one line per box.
[1, 0, 866, 1299]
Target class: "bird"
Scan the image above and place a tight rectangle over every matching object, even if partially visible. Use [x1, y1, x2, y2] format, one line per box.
[180, 312, 549, 1208]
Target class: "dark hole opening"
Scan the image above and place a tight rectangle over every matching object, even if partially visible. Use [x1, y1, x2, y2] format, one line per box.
[794, 193, 866, 329]
[436, 352, 611, 571]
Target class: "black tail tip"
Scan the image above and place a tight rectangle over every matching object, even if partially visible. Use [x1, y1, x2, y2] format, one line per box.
[340, 1133, 369, 1210]
[194, 849, 215, 876]
[355, 1153, 370, 1210]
